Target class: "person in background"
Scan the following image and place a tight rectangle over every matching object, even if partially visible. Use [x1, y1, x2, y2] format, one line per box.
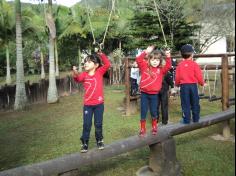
[157, 69, 175, 125]
[130, 61, 140, 96]
[175, 44, 204, 124]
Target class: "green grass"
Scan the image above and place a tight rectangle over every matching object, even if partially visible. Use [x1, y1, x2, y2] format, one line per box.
[0, 85, 234, 176]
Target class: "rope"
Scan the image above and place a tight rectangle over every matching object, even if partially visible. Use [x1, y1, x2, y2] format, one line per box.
[85, 0, 96, 44]
[205, 66, 212, 98]
[153, 0, 168, 47]
[212, 65, 219, 96]
[201, 65, 207, 95]
[84, 0, 116, 48]
[101, 0, 116, 48]
[201, 65, 212, 98]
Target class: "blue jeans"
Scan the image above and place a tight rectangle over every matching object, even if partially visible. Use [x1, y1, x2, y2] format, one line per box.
[180, 84, 200, 123]
[140, 92, 159, 120]
[80, 103, 104, 141]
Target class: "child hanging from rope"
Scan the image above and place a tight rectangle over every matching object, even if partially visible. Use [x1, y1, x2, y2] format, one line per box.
[175, 44, 204, 124]
[72, 49, 111, 153]
[136, 45, 172, 137]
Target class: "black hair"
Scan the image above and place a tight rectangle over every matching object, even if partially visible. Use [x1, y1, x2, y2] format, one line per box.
[84, 54, 102, 67]
[181, 53, 193, 59]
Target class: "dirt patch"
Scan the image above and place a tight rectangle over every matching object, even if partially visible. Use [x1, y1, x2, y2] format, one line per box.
[209, 134, 235, 143]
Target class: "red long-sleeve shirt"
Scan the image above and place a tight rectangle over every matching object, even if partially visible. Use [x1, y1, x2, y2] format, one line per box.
[175, 59, 204, 86]
[136, 52, 172, 94]
[74, 53, 111, 105]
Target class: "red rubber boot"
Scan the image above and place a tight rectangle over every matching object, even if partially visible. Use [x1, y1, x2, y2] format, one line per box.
[139, 120, 146, 137]
[152, 118, 158, 135]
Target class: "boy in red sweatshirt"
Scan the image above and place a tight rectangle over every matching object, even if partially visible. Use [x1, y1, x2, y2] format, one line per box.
[175, 44, 204, 124]
[136, 45, 172, 136]
[72, 51, 111, 153]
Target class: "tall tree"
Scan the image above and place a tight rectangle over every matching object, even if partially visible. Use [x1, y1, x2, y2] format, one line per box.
[0, 0, 15, 84]
[14, 0, 28, 110]
[46, 0, 58, 103]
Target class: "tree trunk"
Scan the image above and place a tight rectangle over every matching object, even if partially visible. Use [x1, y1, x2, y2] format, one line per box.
[55, 39, 59, 77]
[47, 0, 58, 103]
[6, 44, 12, 84]
[40, 46, 45, 79]
[78, 46, 82, 72]
[47, 37, 58, 103]
[14, 0, 27, 110]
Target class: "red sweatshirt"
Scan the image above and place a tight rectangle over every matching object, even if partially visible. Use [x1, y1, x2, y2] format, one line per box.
[175, 59, 204, 86]
[136, 52, 172, 94]
[74, 53, 111, 105]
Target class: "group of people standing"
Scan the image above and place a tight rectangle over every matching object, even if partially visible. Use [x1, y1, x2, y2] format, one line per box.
[72, 43, 204, 153]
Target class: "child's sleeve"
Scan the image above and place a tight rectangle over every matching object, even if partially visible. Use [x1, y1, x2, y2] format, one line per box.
[135, 52, 147, 71]
[195, 63, 204, 86]
[74, 72, 86, 83]
[162, 57, 172, 74]
[97, 53, 111, 75]
[175, 66, 180, 86]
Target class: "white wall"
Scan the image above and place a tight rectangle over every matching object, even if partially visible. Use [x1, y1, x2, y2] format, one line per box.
[196, 37, 227, 65]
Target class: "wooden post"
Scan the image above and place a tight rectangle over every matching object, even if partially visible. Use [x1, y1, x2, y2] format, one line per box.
[221, 55, 231, 138]
[125, 57, 131, 116]
[148, 137, 181, 176]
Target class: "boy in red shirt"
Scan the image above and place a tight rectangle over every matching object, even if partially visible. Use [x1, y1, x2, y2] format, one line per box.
[136, 45, 172, 136]
[72, 51, 111, 153]
[175, 44, 204, 124]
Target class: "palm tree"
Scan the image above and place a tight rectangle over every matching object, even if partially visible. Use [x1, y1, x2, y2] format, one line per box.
[58, 4, 88, 72]
[46, 0, 58, 103]
[0, 0, 15, 85]
[14, 0, 27, 110]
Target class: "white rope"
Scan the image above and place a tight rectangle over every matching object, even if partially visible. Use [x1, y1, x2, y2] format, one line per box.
[212, 65, 219, 96]
[85, 0, 116, 48]
[101, 0, 116, 48]
[153, 0, 167, 47]
[85, 0, 96, 44]
[201, 65, 212, 98]
[201, 65, 207, 94]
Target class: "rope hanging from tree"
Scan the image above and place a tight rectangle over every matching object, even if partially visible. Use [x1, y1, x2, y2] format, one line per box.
[199, 65, 211, 99]
[153, 0, 168, 48]
[85, 0, 116, 50]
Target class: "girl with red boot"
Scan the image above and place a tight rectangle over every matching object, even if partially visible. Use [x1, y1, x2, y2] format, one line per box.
[136, 45, 172, 136]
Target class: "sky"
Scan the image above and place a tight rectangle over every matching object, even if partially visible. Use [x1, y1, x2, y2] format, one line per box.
[6, 0, 81, 7]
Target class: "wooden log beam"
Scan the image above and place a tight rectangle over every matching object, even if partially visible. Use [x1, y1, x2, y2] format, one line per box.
[0, 109, 234, 176]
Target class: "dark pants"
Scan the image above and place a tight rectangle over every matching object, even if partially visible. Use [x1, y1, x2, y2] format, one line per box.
[180, 84, 200, 123]
[80, 103, 104, 142]
[141, 92, 159, 120]
[158, 90, 169, 124]
[130, 78, 139, 96]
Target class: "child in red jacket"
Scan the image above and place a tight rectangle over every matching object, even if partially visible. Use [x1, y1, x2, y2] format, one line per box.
[175, 44, 204, 124]
[72, 51, 111, 153]
[136, 45, 172, 136]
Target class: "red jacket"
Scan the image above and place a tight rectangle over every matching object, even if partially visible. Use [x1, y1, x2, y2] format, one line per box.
[74, 53, 111, 105]
[175, 59, 204, 86]
[136, 52, 172, 94]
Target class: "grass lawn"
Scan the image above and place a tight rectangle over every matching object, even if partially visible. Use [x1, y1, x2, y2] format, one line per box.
[0, 85, 234, 176]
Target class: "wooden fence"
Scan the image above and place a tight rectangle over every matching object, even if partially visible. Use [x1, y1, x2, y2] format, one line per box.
[0, 76, 111, 111]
